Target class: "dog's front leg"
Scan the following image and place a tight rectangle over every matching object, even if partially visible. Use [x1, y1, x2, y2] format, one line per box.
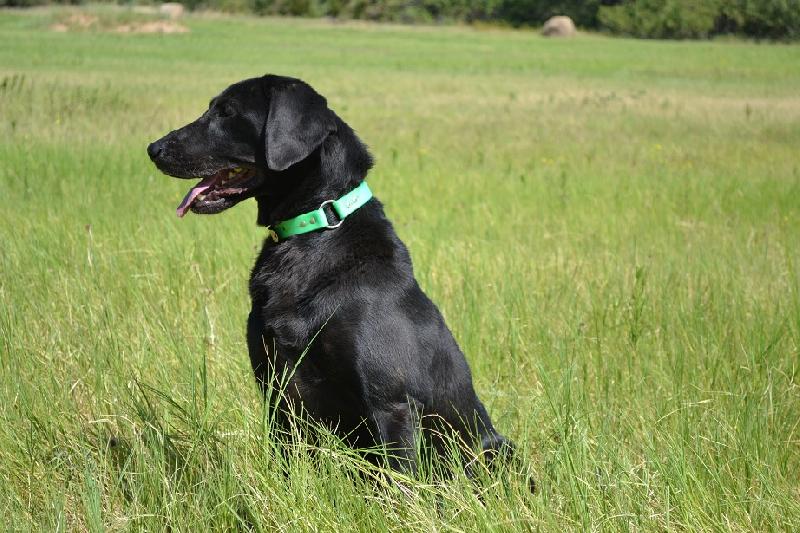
[247, 308, 274, 394]
[370, 401, 420, 476]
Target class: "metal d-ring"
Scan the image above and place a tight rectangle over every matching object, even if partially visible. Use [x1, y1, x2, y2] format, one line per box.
[319, 199, 343, 229]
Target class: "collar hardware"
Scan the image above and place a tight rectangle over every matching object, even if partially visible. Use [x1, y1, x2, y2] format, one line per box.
[319, 199, 344, 229]
[271, 181, 373, 240]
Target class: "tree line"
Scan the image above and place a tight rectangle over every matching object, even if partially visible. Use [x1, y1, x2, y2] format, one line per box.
[6, 0, 799, 39]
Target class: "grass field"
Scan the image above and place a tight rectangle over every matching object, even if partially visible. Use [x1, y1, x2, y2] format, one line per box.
[1, 6, 799, 531]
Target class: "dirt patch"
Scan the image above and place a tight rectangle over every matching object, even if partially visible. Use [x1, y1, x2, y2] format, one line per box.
[113, 21, 189, 34]
[51, 12, 98, 31]
[49, 9, 189, 34]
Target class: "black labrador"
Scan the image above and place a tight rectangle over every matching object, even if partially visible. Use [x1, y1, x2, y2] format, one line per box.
[148, 74, 522, 481]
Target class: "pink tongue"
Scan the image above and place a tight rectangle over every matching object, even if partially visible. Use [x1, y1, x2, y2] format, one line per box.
[176, 175, 219, 218]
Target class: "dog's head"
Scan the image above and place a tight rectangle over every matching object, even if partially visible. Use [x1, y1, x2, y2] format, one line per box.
[147, 75, 336, 217]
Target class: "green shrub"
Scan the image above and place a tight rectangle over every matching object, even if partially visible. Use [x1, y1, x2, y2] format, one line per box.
[730, 0, 800, 39]
[598, 0, 718, 38]
[598, 0, 800, 39]
[0, 0, 82, 7]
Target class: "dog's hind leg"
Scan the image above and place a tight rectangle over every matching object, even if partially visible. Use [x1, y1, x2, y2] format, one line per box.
[479, 432, 515, 467]
[470, 432, 535, 493]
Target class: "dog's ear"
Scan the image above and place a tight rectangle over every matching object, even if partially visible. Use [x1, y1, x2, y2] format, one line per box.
[265, 82, 336, 171]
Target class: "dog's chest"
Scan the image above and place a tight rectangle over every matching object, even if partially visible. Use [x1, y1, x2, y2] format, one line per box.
[249, 239, 353, 343]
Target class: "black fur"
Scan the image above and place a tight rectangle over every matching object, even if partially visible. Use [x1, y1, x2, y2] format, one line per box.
[148, 74, 523, 480]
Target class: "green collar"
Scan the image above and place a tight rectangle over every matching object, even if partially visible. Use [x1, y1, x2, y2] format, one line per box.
[270, 181, 373, 240]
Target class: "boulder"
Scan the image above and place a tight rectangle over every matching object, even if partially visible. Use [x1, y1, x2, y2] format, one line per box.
[542, 16, 576, 37]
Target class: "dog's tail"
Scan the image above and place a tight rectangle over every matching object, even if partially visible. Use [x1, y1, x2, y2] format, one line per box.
[476, 432, 536, 493]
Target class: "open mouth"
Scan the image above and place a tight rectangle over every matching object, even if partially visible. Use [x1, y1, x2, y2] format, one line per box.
[176, 167, 259, 217]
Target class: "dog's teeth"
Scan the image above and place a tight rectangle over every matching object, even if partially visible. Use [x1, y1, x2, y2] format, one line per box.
[197, 194, 206, 201]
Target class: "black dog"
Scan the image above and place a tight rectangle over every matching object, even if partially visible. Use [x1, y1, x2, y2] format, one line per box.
[148, 74, 519, 479]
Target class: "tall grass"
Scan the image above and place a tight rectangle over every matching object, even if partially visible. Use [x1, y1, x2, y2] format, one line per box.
[1, 7, 799, 530]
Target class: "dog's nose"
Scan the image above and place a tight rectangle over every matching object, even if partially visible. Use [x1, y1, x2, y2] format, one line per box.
[147, 140, 164, 161]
